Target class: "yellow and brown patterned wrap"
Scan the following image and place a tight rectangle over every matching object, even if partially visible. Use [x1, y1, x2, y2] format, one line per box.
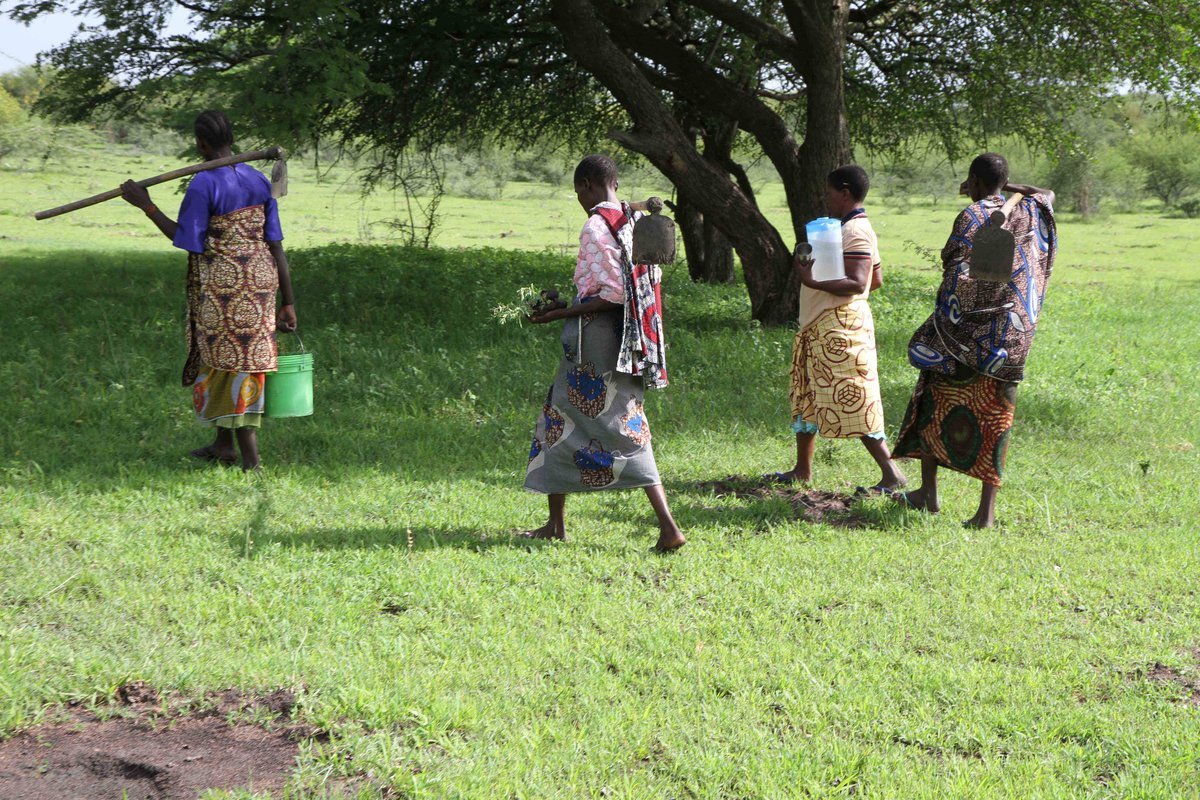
[182, 205, 278, 385]
[790, 298, 884, 439]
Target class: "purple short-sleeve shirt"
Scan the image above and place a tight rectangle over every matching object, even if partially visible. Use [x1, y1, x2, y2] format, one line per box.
[172, 163, 284, 253]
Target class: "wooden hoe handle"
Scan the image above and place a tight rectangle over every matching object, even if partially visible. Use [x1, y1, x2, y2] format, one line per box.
[987, 192, 1024, 227]
[34, 146, 284, 221]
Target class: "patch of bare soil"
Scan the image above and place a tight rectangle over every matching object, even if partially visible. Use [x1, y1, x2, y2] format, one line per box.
[1127, 654, 1200, 707]
[699, 476, 868, 528]
[0, 682, 329, 800]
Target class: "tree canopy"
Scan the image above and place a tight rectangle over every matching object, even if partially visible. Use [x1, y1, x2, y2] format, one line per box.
[8, 0, 1200, 321]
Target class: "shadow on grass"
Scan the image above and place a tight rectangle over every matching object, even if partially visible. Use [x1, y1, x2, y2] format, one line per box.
[0, 244, 1089, 496]
[229, 524, 605, 557]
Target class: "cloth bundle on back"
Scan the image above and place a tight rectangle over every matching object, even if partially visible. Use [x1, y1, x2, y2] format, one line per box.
[905, 193, 1057, 383]
[591, 202, 668, 390]
[524, 199, 666, 496]
[893, 152, 1057, 529]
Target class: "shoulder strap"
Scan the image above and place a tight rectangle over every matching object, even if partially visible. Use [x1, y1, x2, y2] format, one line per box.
[591, 205, 629, 240]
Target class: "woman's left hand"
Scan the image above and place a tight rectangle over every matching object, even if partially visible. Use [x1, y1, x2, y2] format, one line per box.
[795, 256, 815, 286]
[277, 304, 297, 332]
[120, 180, 153, 210]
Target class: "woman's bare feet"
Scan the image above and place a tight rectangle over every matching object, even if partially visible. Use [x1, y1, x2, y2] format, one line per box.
[964, 484, 998, 528]
[520, 521, 566, 541]
[235, 428, 260, 473]
[654, 524, 686, 553]
[896, 487, 939, 513]
[190, 443, 237, 464]
[963, 511, 995, 529]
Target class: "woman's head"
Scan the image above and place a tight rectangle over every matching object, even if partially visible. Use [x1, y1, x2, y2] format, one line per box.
[193, 110, 234, 156]
[965, 153, 1008, 201]
[825, 164, 869, 217]
[574, 154, 619, 211]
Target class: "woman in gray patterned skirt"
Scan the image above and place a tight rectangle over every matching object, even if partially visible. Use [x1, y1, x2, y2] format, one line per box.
[523, 155, 685, 552]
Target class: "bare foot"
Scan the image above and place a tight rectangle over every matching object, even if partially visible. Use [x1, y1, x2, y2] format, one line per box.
[764, 469, 812, 485]
[654, 525, 686, 553]
[963, 513, 995, 529]
[895, 488, 939, 513]
[519, 522, 566, 541]
[191, 444, 237, 464]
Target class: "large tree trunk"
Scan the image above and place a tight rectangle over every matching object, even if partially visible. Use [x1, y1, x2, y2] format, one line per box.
[674, 117, 739, 284]
[795, 0, 853, 220]
[674, 194, 735, 283]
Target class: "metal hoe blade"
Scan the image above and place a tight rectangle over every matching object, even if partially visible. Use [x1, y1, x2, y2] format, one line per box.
[970, 193, 1024, 283]
[971, 226, 1017, 282]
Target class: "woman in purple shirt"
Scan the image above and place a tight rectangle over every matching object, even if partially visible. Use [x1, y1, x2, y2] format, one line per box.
[120, 111, 297, 470]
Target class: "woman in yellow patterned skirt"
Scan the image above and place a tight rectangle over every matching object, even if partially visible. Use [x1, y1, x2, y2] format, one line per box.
[120, 111, 297, 470]
[771, 165, 906, 494]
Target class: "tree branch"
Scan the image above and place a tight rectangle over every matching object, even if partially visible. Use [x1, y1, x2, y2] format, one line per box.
[681, 0, 802, 70]
[594, 0, 795, 152]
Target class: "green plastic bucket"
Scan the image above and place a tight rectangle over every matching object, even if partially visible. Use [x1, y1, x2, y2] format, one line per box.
[265, 337, 313, 418]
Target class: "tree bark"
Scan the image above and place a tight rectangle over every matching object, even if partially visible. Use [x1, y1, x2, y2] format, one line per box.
[675, 117, 738, 284]
[674, 194, 735, 283]
[793, 0, 853, 222]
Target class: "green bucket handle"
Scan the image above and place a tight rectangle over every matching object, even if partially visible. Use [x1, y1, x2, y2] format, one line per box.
[277, 329, 306, 354]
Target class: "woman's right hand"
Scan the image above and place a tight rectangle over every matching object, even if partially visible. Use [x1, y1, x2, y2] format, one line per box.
[120, 180, 153, 210]
[528, 306, 567, 325]
[277, 304, 297, 332]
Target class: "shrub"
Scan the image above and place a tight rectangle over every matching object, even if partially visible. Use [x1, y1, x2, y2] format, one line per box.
[0, 86, 24, 128]
[442, 147, 508, 199]
[1125, 131, 1200, 209]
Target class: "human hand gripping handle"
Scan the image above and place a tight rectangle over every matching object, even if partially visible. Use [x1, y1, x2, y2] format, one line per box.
[277, 304, 298, 332]
[794, 242, 815, 286]
[122, 179, 178, 240]
[120, 180, 153, 211]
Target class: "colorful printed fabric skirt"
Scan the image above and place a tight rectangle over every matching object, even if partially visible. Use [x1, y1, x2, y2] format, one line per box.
[790, 299, 884, 438]
[192, 366, 265, 429]
[182, 206, 278, 386]
[893, 362, 1018, 487]
[525, 305, 661, 494]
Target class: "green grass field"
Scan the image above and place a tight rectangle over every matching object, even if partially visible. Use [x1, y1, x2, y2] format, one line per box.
[2, 139, 1199, 798]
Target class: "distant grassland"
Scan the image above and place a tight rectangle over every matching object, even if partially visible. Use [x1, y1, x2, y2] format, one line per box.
[1, 138, 1199, 798]
[2, 136, 1185, 291]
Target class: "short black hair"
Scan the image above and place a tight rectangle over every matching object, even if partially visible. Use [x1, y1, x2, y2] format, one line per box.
[194, 110, 234, 149]
[574, 154, 618, 187]
[969, 152, 1009, 193]
[827, 164, 869, 202]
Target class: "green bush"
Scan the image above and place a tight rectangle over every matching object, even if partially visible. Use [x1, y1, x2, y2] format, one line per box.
[442, 146, 508, 199]
[1179, 196, 1200, 219]
[510, 148, 569, 184]
[0, 86, 25, 128]
[1125, 130, 1200, 209]
[0, 66, 47, 110]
